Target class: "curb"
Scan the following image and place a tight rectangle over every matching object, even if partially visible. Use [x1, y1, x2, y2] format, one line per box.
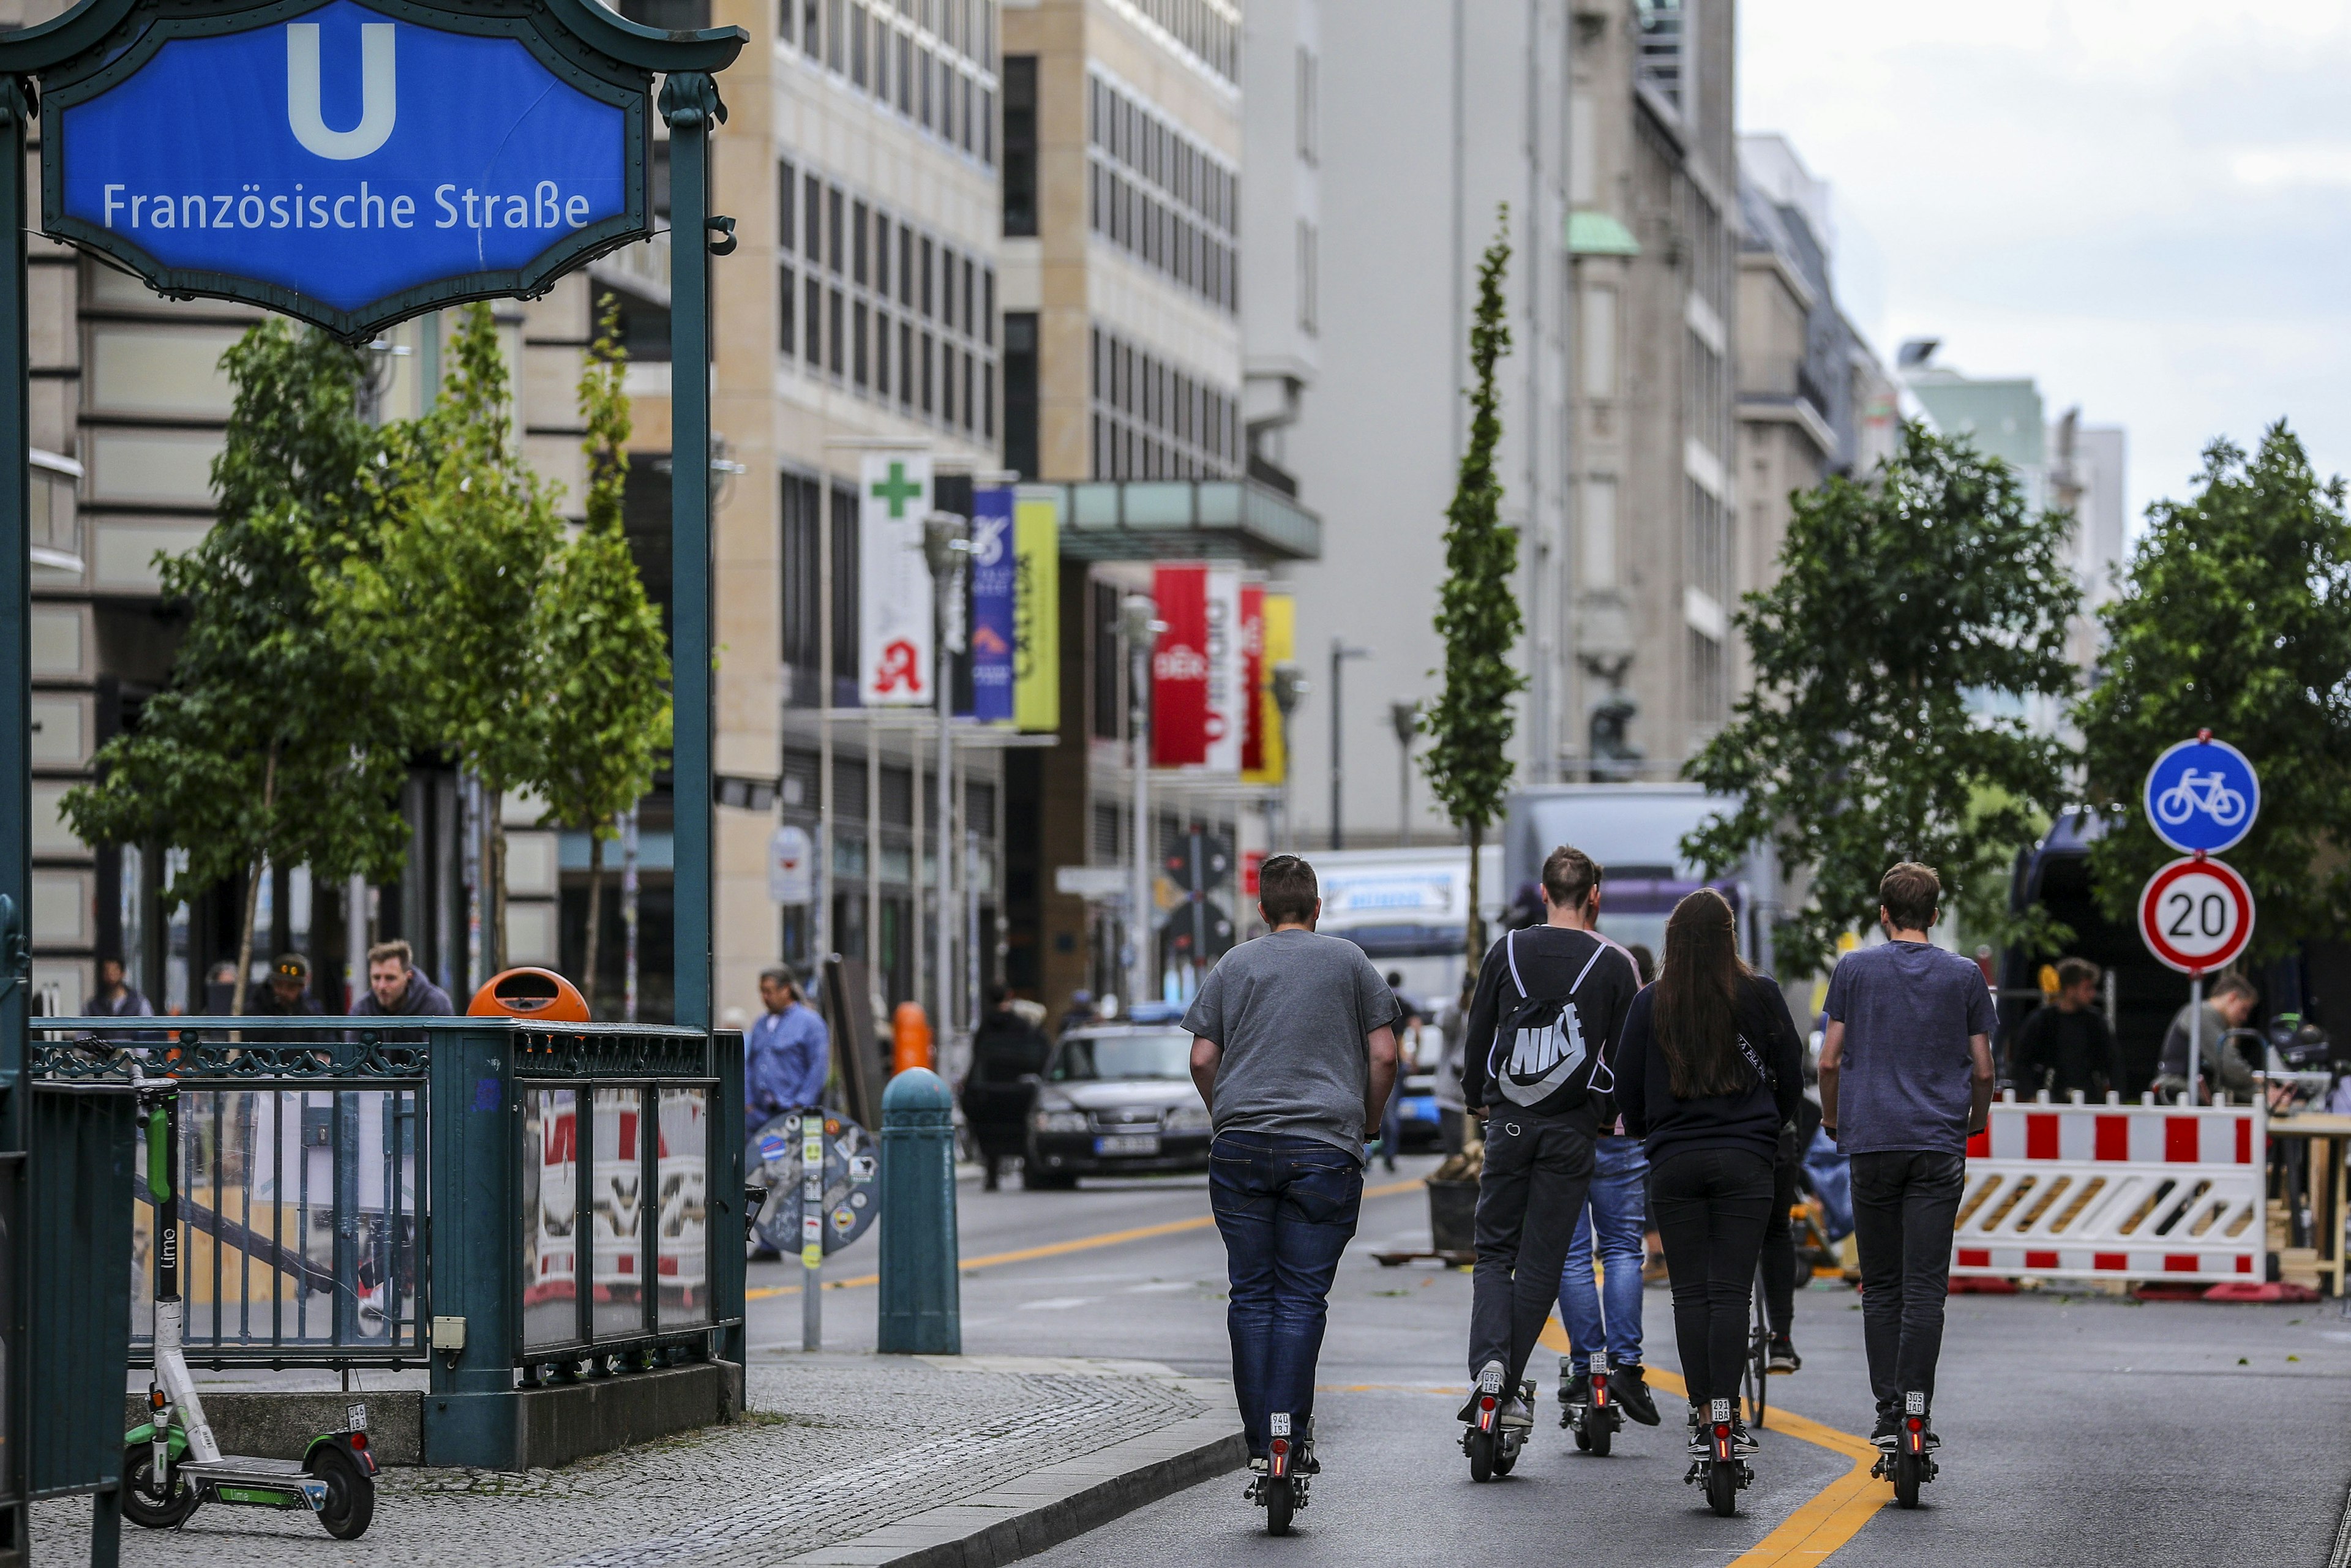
[782, 1390, 1243, 1567]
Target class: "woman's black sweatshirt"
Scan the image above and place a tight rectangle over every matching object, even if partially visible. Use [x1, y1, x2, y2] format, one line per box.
[1611, 973, 1804, 1168]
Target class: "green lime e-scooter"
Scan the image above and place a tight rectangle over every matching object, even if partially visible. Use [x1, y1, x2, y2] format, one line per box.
[121, 1062, 377, 1538]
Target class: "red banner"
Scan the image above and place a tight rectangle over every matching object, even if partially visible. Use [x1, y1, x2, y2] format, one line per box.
[1152, 563, 1209, 767]
[1239, 582, 1267, 774]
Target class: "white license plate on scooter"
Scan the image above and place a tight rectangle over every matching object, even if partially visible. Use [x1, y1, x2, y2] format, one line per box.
[1094, 1133, 1160, 1155]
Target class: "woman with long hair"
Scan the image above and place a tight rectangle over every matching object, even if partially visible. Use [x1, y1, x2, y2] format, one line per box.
[1611, 888, 1804, 1455]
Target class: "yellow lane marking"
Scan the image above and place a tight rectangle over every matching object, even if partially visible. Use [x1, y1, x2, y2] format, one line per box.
[1534, 1316, 1889, 1566]
[749, 1174, 1425, 1300]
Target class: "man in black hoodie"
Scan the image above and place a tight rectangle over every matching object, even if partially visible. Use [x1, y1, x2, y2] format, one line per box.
[1458, 846, 1641, 1430]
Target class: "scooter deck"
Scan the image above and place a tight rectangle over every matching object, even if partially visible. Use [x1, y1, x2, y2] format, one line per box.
[181, 1455, 327, 1510]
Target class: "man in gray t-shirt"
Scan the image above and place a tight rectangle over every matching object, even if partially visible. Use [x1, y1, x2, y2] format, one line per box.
[1818, 863, 1996, 1448]
[1183, 854, 1400, 1481]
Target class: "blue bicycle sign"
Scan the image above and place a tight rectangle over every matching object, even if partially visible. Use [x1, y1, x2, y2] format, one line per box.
[2142, 733, 2260, 855]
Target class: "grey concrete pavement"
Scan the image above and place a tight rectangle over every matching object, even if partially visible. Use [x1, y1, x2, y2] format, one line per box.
[30, 1355, 1223, 1568]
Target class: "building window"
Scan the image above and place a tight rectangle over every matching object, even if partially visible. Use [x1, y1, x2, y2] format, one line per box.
[1087, 323, 1239, 480]
[1002, 54, 1037, 236]
[1583, 285, 1617, 400]
[827, 186, 845, 274]
[1085, 70, 1238, 316]
[805, 274, 823, 365]
[1091, 580, 1121, 740]
[1690, 627, 1725, 727]
[1296, 219, 1318, 336]
[828, 287, 844, 376]
[779, 263, 796, 354]
[1637, 0, 1684, 115]
[853, 301, 869, 388]
[779, 160, 797, 253]
[1688, 478, 1725, 604]
[1295, 45, 1318, 165]
[852, 200, 869, 283]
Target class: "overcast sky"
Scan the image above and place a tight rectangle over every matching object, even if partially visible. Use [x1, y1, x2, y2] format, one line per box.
[1740, 0, 2351, 533]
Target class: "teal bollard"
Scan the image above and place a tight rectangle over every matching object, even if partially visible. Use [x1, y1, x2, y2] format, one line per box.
[877, 1067, 961, 1353]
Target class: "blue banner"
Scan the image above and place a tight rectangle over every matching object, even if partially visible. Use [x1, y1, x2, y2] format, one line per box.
[969, 486, 1016, 724]
[54, 1, 632, 321]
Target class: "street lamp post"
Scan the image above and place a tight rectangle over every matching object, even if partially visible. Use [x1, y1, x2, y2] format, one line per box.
[1390, 699, 1420, 849]
[1329, 639, 1370, 850]
[1270, 661, 1307, 853]
[923, 512, 969, 1049]
[1119, 594, 1162, 1011]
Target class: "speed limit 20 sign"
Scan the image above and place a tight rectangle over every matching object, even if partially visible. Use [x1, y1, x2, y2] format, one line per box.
[2137, 855, 2255, 975]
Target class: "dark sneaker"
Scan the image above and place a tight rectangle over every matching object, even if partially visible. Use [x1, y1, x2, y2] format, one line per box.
[1611, 1364, 1662, 1427]
[1870, 1411, 1900, 1450]
[1562, 1372, 1592, 1408]
[1685, 1405, 1708, 1455]
[1768, 1335, 1801, 1374]
[1731, 1419, 1760, 1454]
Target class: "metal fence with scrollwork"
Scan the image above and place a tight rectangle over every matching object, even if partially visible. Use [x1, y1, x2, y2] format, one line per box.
[28, 1017, 741, 1389]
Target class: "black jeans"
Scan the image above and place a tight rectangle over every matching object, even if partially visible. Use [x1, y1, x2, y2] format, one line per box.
[1649, 1146, 1775, 1408]
[1849, 1149, 1967, 1415]
[1468, 1112, 1593, 1390]
[1760, 1148, 1801, 1337]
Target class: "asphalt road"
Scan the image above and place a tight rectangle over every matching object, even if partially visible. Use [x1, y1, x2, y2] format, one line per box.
[746, 1155, 2351, 1566]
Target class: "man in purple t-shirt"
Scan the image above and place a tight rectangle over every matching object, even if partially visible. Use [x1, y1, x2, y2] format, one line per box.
[1819, 861, 1995, 1451]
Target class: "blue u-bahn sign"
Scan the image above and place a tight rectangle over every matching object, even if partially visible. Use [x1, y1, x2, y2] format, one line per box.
[41, 0, 655, 338]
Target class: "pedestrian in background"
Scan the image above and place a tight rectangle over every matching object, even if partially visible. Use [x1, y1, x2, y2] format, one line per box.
[2154, 972, 2259, 1102]
[247, 953, 324, 1016]
[1613, 887, 1803, 1456]
[1185, 853, 1400, 1487]
[1818, 862, 1995, 1452]
[1433, 972, 1473, 1155]
[965, 985, 1051, 1190]
[2010, 957, 2123, 1099]
[1457, 846, 1639, 1432]
[85, 953, 154, 1019]
[747, 966, 830, 1130]
[350, 939, 455, 1017]
[1377, 972, 1423, 1171]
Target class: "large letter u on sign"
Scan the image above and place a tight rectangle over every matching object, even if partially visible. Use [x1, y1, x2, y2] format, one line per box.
[287, 23, 396, 160]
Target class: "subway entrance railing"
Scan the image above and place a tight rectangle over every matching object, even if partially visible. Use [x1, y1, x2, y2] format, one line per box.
[28, 1015, 746, 1468]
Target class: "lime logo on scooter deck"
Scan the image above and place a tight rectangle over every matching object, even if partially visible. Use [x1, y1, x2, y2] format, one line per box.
[214, 1485, 309, 1508]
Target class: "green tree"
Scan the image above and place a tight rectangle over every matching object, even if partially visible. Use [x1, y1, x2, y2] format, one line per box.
[62, 321, 409, 1011]
[534, 296, 671, 1008]
[1685, 422, 2082, 975]
[1422, 211, 1522, 969]
[2077, 423, 2351, 960]
[353, 302, 566, 969]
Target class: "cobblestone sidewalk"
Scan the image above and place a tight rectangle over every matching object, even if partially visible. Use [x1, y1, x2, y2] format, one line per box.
[29, 1356, 1216, 1568]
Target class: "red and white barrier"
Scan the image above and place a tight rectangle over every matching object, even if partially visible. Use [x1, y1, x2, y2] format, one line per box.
[1951, 1097, 2266, 1283]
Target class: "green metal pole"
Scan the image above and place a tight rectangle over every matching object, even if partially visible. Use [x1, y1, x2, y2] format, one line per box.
[660, 74, 724, 1034]
[421, 1024, 519, 1468]
[0, 72, 46, 1568]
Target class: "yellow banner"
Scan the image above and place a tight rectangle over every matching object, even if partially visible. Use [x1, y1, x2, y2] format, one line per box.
[1013, 495, 1060, 733]
[1245, 593, 1293, 786]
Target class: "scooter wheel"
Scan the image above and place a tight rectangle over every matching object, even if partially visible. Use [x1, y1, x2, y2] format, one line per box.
[1466, 1430, 1494, 1483]
[121, 1444, 198, 1530]
[307, 1444, 375, 1540]
[1491, 1444, 1518, 1477]
[1893, 1450, 1924, 1510]
[1707, 1460, 1740, 1517]
[1588, 1422, 1612, 1458]
[1572, 1424, 1592, 1452]
[1264, 1475, 1295, 1536]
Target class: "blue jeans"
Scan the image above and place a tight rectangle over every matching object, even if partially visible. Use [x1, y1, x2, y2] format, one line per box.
[1209, 1131, 1364, 1458]
[1556, 1136, 1649, 1374]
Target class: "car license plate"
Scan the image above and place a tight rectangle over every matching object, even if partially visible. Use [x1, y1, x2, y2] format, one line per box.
[1094, 1133, 1160, 1156]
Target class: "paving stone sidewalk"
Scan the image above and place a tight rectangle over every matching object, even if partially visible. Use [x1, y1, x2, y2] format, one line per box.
[29, 1356, 1225, 1568]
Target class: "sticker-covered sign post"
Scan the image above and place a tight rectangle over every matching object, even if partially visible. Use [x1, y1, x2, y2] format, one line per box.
[2139, 732, 2262, 1100]
[0, 0, 746, 1507]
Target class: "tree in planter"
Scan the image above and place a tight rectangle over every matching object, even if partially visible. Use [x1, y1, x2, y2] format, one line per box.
[1422, 211, 1522, 970]
[354, 302, 566, 973]
[534, 296, 670, 1010]
[62, 321, 410, 1011]
[2077, 424, 2351, 958]
[1684, 422, 2081, 976]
